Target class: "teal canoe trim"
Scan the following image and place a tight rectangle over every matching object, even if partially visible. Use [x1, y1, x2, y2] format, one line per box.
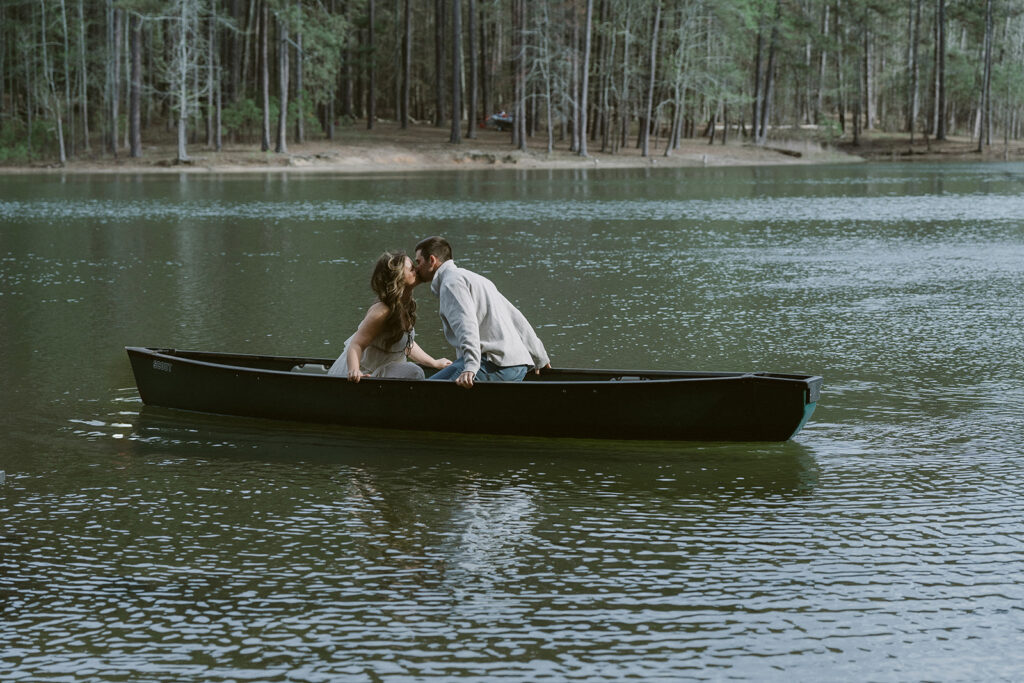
[790, 401, 818, 439]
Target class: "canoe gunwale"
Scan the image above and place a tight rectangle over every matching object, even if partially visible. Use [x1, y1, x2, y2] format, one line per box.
[127, 346, 821, 390]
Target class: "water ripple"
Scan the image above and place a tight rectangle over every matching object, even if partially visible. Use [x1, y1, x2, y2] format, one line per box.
[4, 193, 1024, 224]
[4, 165, 1024, 681]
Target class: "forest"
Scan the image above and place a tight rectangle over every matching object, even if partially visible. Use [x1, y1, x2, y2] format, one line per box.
[1, 0, 1022, 164]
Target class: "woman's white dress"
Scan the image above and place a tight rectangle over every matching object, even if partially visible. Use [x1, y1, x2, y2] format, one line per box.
[327, 328, 425, 380]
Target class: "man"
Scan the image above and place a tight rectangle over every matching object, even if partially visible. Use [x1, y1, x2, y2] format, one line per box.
[413, 236, 550, 389]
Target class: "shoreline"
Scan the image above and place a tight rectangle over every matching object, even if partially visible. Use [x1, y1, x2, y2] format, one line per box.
[2, 122, 1020, 176]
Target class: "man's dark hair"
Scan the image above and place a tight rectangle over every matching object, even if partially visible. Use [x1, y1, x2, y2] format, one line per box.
[415, 236, 452, 263]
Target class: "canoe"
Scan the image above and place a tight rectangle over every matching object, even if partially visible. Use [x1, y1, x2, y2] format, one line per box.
[125, 346, 822, 442]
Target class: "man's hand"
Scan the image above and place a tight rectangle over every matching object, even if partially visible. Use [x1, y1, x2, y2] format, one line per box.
[456, 370, 475, 389]
[534, 363, 551, 375]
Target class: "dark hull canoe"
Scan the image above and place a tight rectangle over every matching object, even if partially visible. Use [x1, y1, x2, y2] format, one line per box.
[125, 346, 822, 442]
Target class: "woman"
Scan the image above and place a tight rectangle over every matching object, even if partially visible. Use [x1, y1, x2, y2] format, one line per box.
[328, 250, 451, 381]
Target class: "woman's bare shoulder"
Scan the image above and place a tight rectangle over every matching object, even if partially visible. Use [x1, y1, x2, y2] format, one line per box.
[365, 301, 391, 320]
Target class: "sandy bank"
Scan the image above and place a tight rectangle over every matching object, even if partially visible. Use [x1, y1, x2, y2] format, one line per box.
[0, 121, 864, 176]
[3, 123, 1021, 176]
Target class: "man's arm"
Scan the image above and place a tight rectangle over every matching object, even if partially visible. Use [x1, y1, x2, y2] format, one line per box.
[440, 276, 482, 376]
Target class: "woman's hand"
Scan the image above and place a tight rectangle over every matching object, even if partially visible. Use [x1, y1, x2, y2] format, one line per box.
[347, 367, 367, 382]
[434, 358, 453, 370]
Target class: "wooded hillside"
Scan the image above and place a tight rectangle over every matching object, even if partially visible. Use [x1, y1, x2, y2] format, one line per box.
[2, 0, 1021, 164]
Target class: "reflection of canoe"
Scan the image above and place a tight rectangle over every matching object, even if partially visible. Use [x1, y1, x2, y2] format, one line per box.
[125, 347, 822, 442]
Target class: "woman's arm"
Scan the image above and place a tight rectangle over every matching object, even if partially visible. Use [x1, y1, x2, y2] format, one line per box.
[407, 341, 452, 370]
[345, 303, 389, 382]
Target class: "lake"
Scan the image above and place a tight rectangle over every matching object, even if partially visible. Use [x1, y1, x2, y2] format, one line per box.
[1, 163, 1023, 681]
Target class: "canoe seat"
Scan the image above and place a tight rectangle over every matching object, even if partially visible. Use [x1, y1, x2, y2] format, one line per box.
[291, 363, 329, 374]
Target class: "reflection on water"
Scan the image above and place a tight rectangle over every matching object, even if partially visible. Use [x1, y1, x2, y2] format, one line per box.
[2, 163, 1024, 680]
[9, 407, 824, 680]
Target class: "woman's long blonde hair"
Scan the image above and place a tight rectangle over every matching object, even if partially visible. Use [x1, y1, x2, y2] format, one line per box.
[371, 250, 417, 348]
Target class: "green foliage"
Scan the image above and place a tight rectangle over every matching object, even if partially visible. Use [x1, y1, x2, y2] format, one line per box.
[0, 141, 31, 164]
[944, 48, 979, 110]
[0, 119, 55, 163]
[222, 98, 266, 142]
[814, 114, 843, 145]
[289, 94, 322, 135]
[294, 5, 349, 106]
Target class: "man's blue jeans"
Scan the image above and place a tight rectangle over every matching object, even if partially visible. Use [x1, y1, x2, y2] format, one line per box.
[430, 358, 529, 382]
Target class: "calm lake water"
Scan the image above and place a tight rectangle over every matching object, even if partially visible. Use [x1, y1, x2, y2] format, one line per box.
[2, 163, 1023, 681]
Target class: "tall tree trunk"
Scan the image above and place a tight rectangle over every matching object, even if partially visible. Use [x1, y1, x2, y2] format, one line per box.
[802, 35, 811, 125]
[434, 0, 445, 126]
[758, 5, 780, 145]
[26, 29, 34, 157]
[175, 0, 190, 162]
[145, 18, 153, 129]
[863, 17, 874, 130]
[852, 8, 861, 147]
[480, 8, 490, 123]
[601, 0, 615, 153]
[752, 29, 763, 140]
[242, 0, 256, 103]
[511, 0, 520, 147]
[641, 0, 661, 157]
[934, 0, 946, 139]
[111, 6, 122, 157]
[58, 0, 72, 156]
[276, 10, 289, 152]
[393, 0, 401, 121]
[666, 12, 689, 158]
[466, 0, 477, 138]
[592, 0, 608, 147]
[190, 19, 198, 147]
[231, 0, 243, 102]
[617, 12, 631, 153]
[401, 0, 411, 128]
[542, 1, 554, 153]
[578, 0, 593, 157]
[835, 0, 845, 132]
[215, 57, 222, 151]
[977, 0, 992, 151]
[516, 0, 526, 150]
[261, 0, 271, 151]
[569, 4, 578, 152]
[324, 0, 336, 138]
[907, 0, 920, 142]
[816, 3, 828, 124]
[40, 0, 67, 164]
[296, 32, 304, 143]
[367, 0, 375, 129]
[343, 45, 354, 114]
[207, 9, 215, 147]
[1, 9, 6, 133]
[129, 13, 141, 157]
[123, 9, 132, 151]
[450, 0, 461, 143]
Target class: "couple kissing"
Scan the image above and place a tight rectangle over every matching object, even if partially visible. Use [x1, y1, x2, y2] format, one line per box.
[327, 236, 550, 389]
